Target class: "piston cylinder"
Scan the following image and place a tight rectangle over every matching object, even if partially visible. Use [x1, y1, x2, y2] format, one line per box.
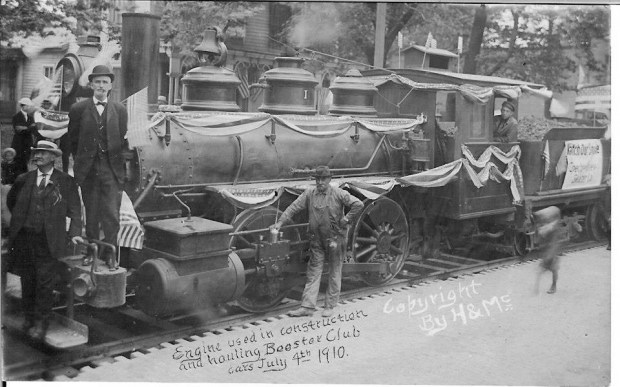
[259, 57, 318, 115]
[134, 253, 245, 316]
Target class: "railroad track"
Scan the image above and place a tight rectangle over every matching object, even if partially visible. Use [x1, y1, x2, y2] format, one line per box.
[2, 240, 604, 381]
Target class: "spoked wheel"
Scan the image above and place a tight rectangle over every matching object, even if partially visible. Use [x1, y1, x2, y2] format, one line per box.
[512, 231, 529, 256]
[351, 197, 409, 286]
[229, 206, 299, 313]
[585, 203, 609, 242]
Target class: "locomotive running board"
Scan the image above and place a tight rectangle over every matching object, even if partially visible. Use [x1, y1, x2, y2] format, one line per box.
[3, 311, 88, 349]
[43, 312, 89, 349]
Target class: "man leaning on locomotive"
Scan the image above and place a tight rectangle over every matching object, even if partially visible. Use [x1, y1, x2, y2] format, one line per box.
[493, 100, 519, 143]
[271, 166, 363, 318]
[5, 140, 84, 341]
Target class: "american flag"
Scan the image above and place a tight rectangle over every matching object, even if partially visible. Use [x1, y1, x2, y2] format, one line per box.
[236, 64, 250, 99]
[541, 140, 550, 179]
[118, 192, 144, 250]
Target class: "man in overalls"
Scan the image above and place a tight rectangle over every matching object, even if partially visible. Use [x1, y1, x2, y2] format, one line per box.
[273, 166, 363, 317]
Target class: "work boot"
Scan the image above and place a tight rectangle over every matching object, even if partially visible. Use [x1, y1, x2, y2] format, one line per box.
[288, 307, 314, 317]
[322, 308, 334, 317]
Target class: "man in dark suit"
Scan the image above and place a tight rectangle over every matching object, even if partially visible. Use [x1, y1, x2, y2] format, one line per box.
[6, 140, 83, 340]
[68, 65, 128, 260]
[11, 97, 37, 175]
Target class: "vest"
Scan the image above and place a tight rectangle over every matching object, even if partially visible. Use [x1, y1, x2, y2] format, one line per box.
[95, 107, 108, 155]
[23, 181, 47, 233]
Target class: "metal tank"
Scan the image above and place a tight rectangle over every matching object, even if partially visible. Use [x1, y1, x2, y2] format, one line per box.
[181, 27, 241, 112]
[258, 57, 318, 115]
[128, 115, 405, 204]
[329, 69, 378, 116]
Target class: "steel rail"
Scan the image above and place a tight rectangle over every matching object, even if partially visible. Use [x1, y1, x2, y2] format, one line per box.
[3, 240, 605, 381]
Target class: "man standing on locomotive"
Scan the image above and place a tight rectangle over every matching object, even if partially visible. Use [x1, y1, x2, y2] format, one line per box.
[68, 65, 128, 262]
[272, 166, 363, 317]
[493, 100, 519, 143]
[5, 140, 84, 341]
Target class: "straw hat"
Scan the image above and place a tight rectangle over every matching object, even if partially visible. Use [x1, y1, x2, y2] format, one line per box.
[31, 140, 62, 156]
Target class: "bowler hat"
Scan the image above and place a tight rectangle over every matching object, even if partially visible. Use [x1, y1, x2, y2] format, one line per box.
[502, 101, 516, 112]
[313, 165, 332, 178]
[88, 65, 115, 82]
[18, 97, 32, 106]
[31, 140, 62, 156]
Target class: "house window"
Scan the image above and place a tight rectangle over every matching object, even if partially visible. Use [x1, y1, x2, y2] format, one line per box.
[43, 65, 55, 79]
[268, 3, 292, 49]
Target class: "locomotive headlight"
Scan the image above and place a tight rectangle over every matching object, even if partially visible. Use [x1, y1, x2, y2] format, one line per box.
[56, 55, 81, 96]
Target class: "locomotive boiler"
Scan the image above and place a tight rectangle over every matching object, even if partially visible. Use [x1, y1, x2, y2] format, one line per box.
[50, 14, 610, 321]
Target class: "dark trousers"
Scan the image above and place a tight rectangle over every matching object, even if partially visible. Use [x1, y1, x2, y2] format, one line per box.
[13, 230, 61, 323]
[10, 132, 32, 175]
[59, 134, 72, 173]
[80, 154, 123, 247]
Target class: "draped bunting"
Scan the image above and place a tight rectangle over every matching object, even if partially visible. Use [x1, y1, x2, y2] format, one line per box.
[398, 144, 524, 203]
[371, 74, 548, 105]
[341, 179, 397, 200]
[396, 160, 463, 188]
[219, 187, 282, 210]
[144, 111, 425, 141]
[460, 144, 521, 168]
[210, 177, 399, 210]
[207, 143, 524, 210]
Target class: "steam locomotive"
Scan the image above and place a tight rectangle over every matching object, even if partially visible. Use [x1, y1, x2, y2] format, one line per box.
[48, 14, 610, 320]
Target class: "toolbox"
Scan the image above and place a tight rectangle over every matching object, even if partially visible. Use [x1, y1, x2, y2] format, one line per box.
[143, 217, 233, 258]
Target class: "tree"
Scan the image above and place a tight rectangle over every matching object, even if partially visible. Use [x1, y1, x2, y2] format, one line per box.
[0, 0, 68, 43]
[1, 0, 119, 47]
[160, 1, 263, 56]
[463, 5, 486, 74]
[475, 5, 610, 90]
[284, 3, 426, 68]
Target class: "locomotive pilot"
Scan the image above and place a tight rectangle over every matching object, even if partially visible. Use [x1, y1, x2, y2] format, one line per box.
[68, 65, 128, 262]
[272, 166, 363, 317]
[493, 100, 519, 143]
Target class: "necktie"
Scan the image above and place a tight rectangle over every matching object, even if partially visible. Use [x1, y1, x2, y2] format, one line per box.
[96, 101, 107, 107]
[39, 173, 47, 191]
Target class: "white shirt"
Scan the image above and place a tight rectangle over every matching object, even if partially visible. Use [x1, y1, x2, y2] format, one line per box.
[93, 97, 108, 115]
[37, 169, 50, 188]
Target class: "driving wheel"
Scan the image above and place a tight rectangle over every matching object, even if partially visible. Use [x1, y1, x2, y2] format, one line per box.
[351, 197, 409, 286]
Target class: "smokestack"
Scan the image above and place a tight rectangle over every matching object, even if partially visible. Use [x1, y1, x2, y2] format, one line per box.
[121, 13, 161, 105]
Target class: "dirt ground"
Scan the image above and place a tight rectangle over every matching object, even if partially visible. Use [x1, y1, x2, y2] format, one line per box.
[62, 246, 612, 385]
